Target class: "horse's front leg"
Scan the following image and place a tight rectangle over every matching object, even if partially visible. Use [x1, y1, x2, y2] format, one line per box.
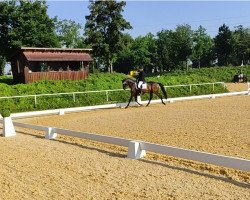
[125, 95, 133, 108]
[135, 95, 143, 106]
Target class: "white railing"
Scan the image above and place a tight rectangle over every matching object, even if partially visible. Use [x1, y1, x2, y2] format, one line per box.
[0, 89, 124, 105]
[165, 82, 225, 94]
[0, 82, 225, 105]
[2, 120, 249, 172]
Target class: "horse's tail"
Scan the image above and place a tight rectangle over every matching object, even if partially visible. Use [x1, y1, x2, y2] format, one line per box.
[158, 83, 167, 99]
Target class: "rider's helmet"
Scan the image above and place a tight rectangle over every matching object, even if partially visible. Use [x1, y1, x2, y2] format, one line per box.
[139, 66, 144, 71]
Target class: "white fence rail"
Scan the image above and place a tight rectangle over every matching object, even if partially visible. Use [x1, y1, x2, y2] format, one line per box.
[140, 142, 250, 172]
[164, 82, 226, 94]
[2, 120, 249, 172]
[0, 82, 225, 105]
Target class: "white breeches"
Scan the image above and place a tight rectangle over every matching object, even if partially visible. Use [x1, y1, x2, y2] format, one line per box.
[137, 81, 143, 89]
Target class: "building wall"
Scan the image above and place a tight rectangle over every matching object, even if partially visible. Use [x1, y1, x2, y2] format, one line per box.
[11, 53, 28, 83]
[11, 48, 92, 84]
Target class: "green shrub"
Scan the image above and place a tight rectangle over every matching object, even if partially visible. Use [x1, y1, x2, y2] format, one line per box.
[0, 67, 242, 113]
[0, 109, 10, 117]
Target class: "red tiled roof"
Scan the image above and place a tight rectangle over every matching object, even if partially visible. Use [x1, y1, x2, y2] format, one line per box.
[23, 51, 92, 61]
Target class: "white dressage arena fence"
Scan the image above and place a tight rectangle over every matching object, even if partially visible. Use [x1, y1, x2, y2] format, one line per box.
[1, 90, 250, 172]
[0, 120, 249, 172]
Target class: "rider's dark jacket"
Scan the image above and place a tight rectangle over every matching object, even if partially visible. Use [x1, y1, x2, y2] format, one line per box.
[136, 70, 146, 83]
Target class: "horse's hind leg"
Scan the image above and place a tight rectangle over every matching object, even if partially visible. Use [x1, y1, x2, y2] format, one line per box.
[146, 92, 153, 106]
[155, 92, 166, 105]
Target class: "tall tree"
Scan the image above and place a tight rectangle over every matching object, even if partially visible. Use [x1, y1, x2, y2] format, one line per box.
[84, 0, 132, 72]
[129, 33, 157, 72]
[0, 0, 59, 61]
[0, 56, 6, 75]
[113, 33, 134, 74]
[145, 33, 158, 72]
[231, 25, 250, 65]
[174, 24, 193, 70]
[192, 26, 214, 68]
[55, 18, 84, 48]
[214, 24, 233, 66]
[156, 29, 176, 72]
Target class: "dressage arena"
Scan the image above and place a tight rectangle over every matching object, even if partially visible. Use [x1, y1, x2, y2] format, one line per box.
[0, 94, 250, 199]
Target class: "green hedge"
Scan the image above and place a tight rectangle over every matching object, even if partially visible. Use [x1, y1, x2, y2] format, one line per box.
[157, 65, 250, 82]
[0, 67, 236, 113]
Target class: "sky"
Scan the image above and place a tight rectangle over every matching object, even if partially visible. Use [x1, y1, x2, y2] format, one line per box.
[46, 1, 250, 38]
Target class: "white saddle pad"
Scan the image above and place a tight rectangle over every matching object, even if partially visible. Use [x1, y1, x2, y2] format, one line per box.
[141, 83, 147, 89]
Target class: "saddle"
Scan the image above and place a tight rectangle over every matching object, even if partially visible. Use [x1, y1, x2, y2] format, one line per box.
[135, 82, 147, 90]
[141, 83, 147, 89]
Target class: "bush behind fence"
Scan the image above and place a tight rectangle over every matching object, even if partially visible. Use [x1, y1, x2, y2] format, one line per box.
[0, 83, 227, 113]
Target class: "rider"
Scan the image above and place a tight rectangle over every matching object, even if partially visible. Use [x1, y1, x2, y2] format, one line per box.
[136, 66, 146, 94]
[238, 69, 244, 79]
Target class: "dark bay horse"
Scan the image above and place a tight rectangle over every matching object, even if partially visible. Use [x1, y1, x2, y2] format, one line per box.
[122, 78, 167, 108]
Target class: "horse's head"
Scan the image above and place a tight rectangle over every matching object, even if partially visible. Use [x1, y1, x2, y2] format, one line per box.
[122, 78, 136, 90]
[122, 79, 128, 90]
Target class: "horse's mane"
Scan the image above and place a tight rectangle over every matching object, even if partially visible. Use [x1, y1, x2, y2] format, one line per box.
[122, 78, 136, 83]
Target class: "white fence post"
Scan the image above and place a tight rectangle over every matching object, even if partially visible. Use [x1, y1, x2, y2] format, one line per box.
[106, 91, 109, 101]
[127, 141, 146, 159]
[45, 127, 57, 139]
[59, 109, 65, 115]
[3, 117, 16, 137]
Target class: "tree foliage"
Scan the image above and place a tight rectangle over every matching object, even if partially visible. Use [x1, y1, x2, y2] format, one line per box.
[156, 30, 175, 72]
[0, 56, 6, 75]
[113, 33, 134, 74]
[0, 0, 59, 61]
[113, 22, 249, 74]
[214, 24, 233, 66]
[174, 24, 193, 70]
[192, 26, 214, 68]
[84, 0, 132, 72]
[55, 18, 88, 48]
[231, 25, 250, 65]
[1, 0, 249, 75]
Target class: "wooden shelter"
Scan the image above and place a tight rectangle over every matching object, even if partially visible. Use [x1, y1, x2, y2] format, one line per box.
[11, 47, 93, 83]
